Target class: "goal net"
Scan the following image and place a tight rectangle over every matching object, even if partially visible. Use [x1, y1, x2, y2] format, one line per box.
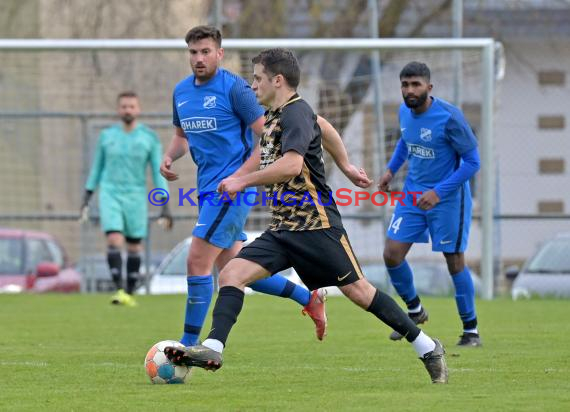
[0, 38, 496, 296]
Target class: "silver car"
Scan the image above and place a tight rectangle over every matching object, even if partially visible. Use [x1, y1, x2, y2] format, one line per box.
[141, 232, 304, 295]
[509, 233, 570, 299]
[145, 235, 482, 297]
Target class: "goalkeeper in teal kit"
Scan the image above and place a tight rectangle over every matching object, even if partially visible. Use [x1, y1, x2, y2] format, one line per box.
[81, 91, 172, 306]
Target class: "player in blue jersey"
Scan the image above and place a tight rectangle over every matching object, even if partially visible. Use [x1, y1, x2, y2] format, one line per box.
[378, 62, 482, 347]
[81, 91, 172, 307]
[160, 26, 371, 346]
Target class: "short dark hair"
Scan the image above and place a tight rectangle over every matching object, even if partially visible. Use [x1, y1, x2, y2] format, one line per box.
[184, 25, 222, 47]
[399, 61, 431, 82]
[252, 48, 300, 89]
[117, 91, 138, 101]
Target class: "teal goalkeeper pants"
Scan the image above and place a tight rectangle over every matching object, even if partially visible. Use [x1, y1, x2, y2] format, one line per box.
[98, 189, 148, 239]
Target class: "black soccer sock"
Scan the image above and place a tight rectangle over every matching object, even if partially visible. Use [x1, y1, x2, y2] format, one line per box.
[206, 286, 245, 346]
[367, 289, 421, 342]
[406, 295, 422, 312]
[107, 246, 122, 290]
[463, 318, 478, 332]
[126, 251, 141, 295]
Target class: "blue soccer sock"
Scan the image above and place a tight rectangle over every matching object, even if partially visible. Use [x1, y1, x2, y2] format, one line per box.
[180, 274, 214, 346]
[386, 260, 419, 309]
[250, 274, 310, 306]
[451, 267, 478, 332]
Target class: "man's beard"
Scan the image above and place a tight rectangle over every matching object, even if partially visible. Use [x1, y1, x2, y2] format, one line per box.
[193, 65, 216, 82]
[121, 114, 135, 125]
[403, 91, 428, 109]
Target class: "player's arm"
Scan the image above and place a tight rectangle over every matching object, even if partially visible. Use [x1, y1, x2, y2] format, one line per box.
[229, 116, 265, 178]
[164, 127, 188, 162]
[219, 151, 303, 197]
[418, 148, 480, 210]
[433, 148, 480, 199]
[160, 127, 188, 181]
[317, 115, 371, 188]
[418, 111, 480, 210]
[434, 111, 480, 199]
[80, 133, 105, 221]
[240, 150, 302, 186]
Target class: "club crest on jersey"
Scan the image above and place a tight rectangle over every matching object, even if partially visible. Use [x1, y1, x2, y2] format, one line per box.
[420, 127, 432, 142]
[203, 96, 216, 109]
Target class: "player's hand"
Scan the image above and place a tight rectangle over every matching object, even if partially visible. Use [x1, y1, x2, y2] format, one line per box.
[378, 170, 393, 192]
[417, 190, 440, 210]
[78, 205, 89, 224]
[160, 156, 179, 181]
[217, 177, 245, 200]
[343, 165, 373, 188]
[157, 204, 173, 231]
[157, 214, 173, 232]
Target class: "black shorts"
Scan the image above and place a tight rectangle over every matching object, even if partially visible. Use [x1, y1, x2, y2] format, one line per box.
[237, 227, 364, 291]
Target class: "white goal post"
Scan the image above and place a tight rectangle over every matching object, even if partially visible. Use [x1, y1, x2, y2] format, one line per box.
[0, 37, 495, 299]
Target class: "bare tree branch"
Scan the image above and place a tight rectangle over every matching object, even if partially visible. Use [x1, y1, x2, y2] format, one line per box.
[407, 0, 452, 37]
[235, 1, 286, 37]
[313, 0, 368, 37]
[379, 0, 410, 37]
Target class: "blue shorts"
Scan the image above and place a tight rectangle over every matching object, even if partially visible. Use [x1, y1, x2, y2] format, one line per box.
[192, 191, 253, 249]
[386, 187, 472, 253]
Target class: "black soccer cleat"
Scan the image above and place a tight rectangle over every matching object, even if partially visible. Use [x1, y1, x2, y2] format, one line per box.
[164, 344, 223, 371]
[420, 338, 448, 384]
[389, 307, 429, 341]
[456, 332, 482, 347]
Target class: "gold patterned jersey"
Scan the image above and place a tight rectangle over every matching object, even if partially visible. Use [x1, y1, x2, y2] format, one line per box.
[260, 94, 342, 231]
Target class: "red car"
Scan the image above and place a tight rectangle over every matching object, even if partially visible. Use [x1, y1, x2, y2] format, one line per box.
[0, 228, 81, 293]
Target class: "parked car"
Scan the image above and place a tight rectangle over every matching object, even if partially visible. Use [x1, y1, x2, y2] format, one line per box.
[361, 260, 482, 297]
[140, 233, 480, 297]
[0, 228, 81, 293]
[508, 233, 570, 299]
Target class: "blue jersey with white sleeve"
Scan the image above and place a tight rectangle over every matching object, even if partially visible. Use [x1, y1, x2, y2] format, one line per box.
[172, 68, 264, 194]
[398, 97, 478, 197]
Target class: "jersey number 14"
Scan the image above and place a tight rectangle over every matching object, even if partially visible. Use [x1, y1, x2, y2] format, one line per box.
[389, 215, 403, 234]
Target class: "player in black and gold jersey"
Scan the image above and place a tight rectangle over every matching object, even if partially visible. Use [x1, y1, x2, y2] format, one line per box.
[166, 48, 448, 384]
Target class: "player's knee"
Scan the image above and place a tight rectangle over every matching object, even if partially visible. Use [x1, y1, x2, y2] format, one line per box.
[383, 248, 404, 267]
[449, 263, 465, 275]
[218, 266, 246, 288]
[340, 279, 375, 309]
[187, 255, 215, 276]
[106, 232, 124, 248]
[444, 253, 464, 274]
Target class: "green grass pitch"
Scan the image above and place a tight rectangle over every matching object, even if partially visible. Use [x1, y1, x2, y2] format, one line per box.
[1, 294, 569, 411]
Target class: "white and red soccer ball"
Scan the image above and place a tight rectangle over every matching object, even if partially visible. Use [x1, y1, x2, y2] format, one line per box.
[144, 340, 190, 384]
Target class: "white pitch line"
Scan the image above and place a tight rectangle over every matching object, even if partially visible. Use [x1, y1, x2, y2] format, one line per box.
[0, 361, 48, 367]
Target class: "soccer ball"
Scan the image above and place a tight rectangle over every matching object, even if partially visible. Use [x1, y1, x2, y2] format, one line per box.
[144, 340, 190, 384]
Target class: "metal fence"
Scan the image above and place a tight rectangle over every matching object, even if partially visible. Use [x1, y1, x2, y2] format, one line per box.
[0, 38, 502, 297]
